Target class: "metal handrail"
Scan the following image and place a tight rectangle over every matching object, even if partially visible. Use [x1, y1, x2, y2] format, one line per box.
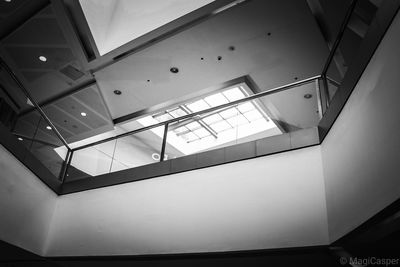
[0, 0, 373, 185]
[319, 0, 357, 108]
[63, 0, 361, 181]
[72, 75, 321, 152]
[321, 0, 358, 76]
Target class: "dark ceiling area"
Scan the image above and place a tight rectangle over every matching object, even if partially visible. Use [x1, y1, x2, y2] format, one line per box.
[0, 0, 115, 144]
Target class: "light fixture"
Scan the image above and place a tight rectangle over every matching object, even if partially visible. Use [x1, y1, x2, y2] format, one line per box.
[5, 0, 12, 2]
[151, 153, 160, 161]
[39, 56, 47, 62]
[18, 137, 23, 141]
[304, 93, 313, 99]
[80, 112, 87, 117]
[170, 67, 179, 73]
[46, 126, 52, 130]
[113, 90, 122, 95]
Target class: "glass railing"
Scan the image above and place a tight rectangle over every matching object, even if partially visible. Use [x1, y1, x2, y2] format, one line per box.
[0, 58, 71, 181]
[64, 76, 324, 181]
[63, 0, 384, 182]
[322, 0, 382, 104]
[0, 0, 383, 186]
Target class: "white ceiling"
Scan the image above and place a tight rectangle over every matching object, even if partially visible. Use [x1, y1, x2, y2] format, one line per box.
[95, 0, 328, 129]
[79, 0, 215, 55]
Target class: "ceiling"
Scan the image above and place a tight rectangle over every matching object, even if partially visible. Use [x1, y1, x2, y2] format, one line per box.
[0, 2, 91, 104]
[13, 83, 113, 143]
[79, 0, 215, 56]
[0, 0, 114, 143]
[95, 0, 328, 128]
[0, 0, 329, 145]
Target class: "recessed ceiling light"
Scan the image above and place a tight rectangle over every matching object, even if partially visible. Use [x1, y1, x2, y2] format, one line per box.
[80, 112, 87, 117]
[5, 0, 12, 2]
[39, 56, 47, 62]
[46, 126, 52, 130]
[18, 137, 23, 141]
[170, 67, 179, 74]
[113, 90, 122, 95]
[304, 94, 313, 99]
[151, 153, 160, 161]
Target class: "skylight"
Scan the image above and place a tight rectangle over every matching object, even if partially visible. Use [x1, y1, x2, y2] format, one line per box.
[137, 86, 281, 155]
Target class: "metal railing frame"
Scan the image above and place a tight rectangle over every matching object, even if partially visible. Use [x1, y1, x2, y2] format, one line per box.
[0, 0, 360, 184]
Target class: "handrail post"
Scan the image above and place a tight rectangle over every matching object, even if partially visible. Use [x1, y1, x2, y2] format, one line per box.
[60, 150, 73, 183]
[160, 123, 169, 162]
[322, 74, 331, 109]
[315, 78, 323, 119]
[59, 149, 70, 181]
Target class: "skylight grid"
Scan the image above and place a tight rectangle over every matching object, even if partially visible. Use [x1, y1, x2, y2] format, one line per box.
[154, 87, 267, 139]
[223, 87, 246, 101]
[204, 93, 229, 107]
[153, 88, 267, 142]
[186, 99, 210, 112]
[137, 85, 281, 155]
[202, 114, 224, 124]
[153, 107, 190, 123]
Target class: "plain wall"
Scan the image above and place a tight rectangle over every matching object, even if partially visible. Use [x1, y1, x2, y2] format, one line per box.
[320, 12, 400, 243]
[0, 145, 57, 255]
[45, 146, 329, 256]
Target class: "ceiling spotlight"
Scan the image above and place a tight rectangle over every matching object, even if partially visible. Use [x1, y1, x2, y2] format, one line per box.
[18, 137, 23, 141]
[170, 67, 179, 74]
[113, 90, 122, 95]
[39, 56, 47, 62]
[304, 93, 313, 99]
[5, 0, 12, 2]
[151, 153, 160, 161]
[46, 126, 52, 130]
[80, 112, 87, 117]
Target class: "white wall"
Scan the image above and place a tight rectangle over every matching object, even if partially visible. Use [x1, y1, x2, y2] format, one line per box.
[321, 12, 400, 243]
[0, 145, 57, 255]
[45, 146, 328, 256]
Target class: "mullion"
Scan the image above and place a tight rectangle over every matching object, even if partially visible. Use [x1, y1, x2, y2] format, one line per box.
[235, 106, 251, 123]
[182, 104, 217, 138]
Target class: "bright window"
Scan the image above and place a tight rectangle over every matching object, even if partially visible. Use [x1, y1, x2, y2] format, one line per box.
[137, 86, 281, 155]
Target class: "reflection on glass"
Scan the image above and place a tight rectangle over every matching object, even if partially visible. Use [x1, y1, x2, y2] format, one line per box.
[65, 127, 164, 181]
[65, 79, 322, 178]
[29, 117, 65, 178]
[325, 0, 380, 101]
[12, 111, 42, 150]
[111, 127, 163, 172]
[66, 140, 116, 181]
[12, 110, 67, 178]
